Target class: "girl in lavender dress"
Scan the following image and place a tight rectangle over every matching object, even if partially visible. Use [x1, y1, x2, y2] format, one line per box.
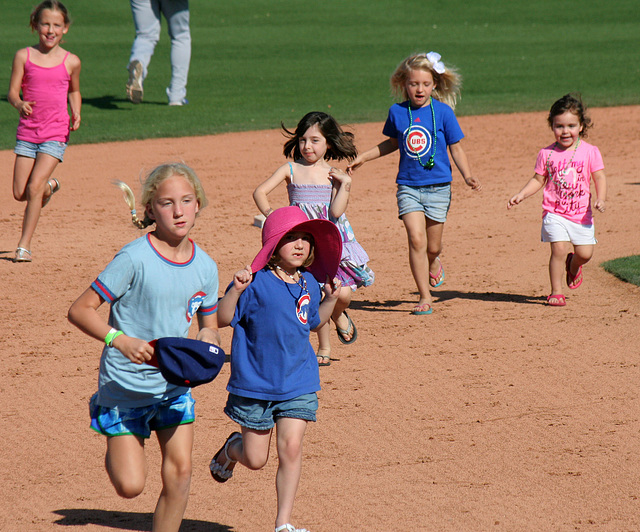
[254, 111, 374, 366]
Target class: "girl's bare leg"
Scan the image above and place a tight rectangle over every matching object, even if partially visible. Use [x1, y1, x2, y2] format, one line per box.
[105, 434, 147, 499]
[274, 417, 307, 529]
[228, 427, 272, 470]
[317, 286, 353, 361]
[571, 244, 594, 272]
[12, 155, 35, 201]
[332, 286, 353, 339]
[153, 423, 194, 532]
[316, 324, 332, 362]
[15, 153, 60, 251]
[402, 211, 432, 307]
[549, 242, 569, 295]
[426, 218, 445, 279]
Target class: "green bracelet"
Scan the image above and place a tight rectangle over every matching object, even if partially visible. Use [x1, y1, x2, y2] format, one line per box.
[105, 328, 124, 347]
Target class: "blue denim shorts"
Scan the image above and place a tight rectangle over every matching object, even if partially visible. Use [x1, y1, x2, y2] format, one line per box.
[89, 391, 195, 438]
[14, 140, 67, 162]
[397, 183, 451, 222]
[224, 392, 318, 430]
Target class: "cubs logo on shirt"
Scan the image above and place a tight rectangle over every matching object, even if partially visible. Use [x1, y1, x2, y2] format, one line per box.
[296, 294, 311, 324]
[186, 291, 206, 322]
[404, 125, 432, 160]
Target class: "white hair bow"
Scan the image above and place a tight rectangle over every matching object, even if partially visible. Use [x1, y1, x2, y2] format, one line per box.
[426, 51, 446, 74]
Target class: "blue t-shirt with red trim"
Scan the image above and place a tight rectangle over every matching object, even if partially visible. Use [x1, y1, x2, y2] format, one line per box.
[227, 268, 321, 401]
[382, 99, 464, 186]
[91, 234, 218, 408]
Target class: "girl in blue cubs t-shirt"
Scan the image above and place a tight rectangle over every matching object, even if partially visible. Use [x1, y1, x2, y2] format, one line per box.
[348, 51, 482, 316]
[209, 206, 342, 532]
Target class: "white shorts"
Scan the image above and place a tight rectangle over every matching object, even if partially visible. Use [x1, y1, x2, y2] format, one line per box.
[541, 212, 597, 245]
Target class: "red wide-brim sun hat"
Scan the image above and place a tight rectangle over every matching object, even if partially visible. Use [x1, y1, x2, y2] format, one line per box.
[250, 206, 342, 282]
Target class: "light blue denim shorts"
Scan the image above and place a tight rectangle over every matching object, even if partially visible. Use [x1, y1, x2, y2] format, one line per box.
[89, 391, 195, 438]
[224, 392, 318, 430]
[397, 183, 451, 222]
[14, 140, 67, 162]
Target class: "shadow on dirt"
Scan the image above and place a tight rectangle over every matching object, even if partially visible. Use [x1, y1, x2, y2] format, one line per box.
[351, 291, 547, 312]
[53, 509, 233, 531]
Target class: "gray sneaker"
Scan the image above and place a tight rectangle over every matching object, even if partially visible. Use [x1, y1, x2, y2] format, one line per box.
[126, 60, 143, 104]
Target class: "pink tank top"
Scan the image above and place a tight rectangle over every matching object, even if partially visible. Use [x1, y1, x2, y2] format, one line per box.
[16, 48, 71, 144]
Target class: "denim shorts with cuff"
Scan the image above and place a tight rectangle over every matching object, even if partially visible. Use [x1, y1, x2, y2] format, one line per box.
[14, 140, 67, 162]
[397, 183, 451, 222]
[224, 392, 318, 431]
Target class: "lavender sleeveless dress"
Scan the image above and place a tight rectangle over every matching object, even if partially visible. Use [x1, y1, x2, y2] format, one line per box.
[287, 164, 374, 289]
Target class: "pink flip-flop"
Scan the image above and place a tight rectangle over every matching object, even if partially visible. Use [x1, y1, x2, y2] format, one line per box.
[429, 258, 445, 287]
[411, 303, 433, 315]
[547, 294, 566, 306]
[565, 253, 583, 290]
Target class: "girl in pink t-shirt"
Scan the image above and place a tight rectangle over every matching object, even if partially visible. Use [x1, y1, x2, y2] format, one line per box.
[7, 1, 81, 263]
[508, 94, 607, 306]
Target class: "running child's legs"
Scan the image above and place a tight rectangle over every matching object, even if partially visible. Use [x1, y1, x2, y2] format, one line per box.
[105, 425, 193, 532]
[226, 426, 272, 470]
[105, 434, 148, 498]
[549, 242, 568, 295]
[12, 155, 35, 201]
[569, 244, 594, 273]
[549, 242, 594, 294]
[222, 418, 307, 528]
[153, 423, 194, 532]
[426, 217, 445, 275]
[316, 325, 331, 358]
[402, 211, 444, 305]
[317, 286, 353, 354]
[13, 153, 60, 250]
[274, 417, 307, 529]
[332, 286, 352, 325]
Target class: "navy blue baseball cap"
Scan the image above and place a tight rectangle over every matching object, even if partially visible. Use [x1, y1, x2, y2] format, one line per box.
[148, 337, 225, 387]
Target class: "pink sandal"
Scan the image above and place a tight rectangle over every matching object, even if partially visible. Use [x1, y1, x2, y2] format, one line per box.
[565, 253, 583, 290]
[429, 258, 445, 287]
[411, 303, 433, 315]
[547, 294, 566, 306]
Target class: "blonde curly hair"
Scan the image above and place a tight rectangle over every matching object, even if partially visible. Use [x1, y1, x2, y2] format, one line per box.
[390, 52, 462, 110]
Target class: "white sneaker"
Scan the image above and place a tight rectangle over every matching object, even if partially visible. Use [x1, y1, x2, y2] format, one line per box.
[126, 60, 143, 103]
[275, 525, 309, 532]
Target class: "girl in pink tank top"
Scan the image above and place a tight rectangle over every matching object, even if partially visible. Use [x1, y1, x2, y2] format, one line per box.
[7, 0, 81, 263]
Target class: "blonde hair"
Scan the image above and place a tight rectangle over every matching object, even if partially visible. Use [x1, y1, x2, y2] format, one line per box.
[114, 162, 208, 229]
[390, 52, 462, 110]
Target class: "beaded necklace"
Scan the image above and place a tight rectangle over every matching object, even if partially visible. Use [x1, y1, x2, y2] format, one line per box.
[546, 139, 580, 186]
[274, 265, 308, 303]
[407, 99, 437, 170]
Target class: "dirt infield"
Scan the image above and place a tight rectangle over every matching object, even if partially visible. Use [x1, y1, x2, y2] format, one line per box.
[1, 106, 639, 531]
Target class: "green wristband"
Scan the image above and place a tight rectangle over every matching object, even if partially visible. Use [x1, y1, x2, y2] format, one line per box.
[105, 328, 124, 347]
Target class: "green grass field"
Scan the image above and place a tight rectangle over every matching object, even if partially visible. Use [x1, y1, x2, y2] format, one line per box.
[602, 256, 640, 287]
[1, 0, 639, 149]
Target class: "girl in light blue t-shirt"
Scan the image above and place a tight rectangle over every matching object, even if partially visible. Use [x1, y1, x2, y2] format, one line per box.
[68, 162, 219, 532]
